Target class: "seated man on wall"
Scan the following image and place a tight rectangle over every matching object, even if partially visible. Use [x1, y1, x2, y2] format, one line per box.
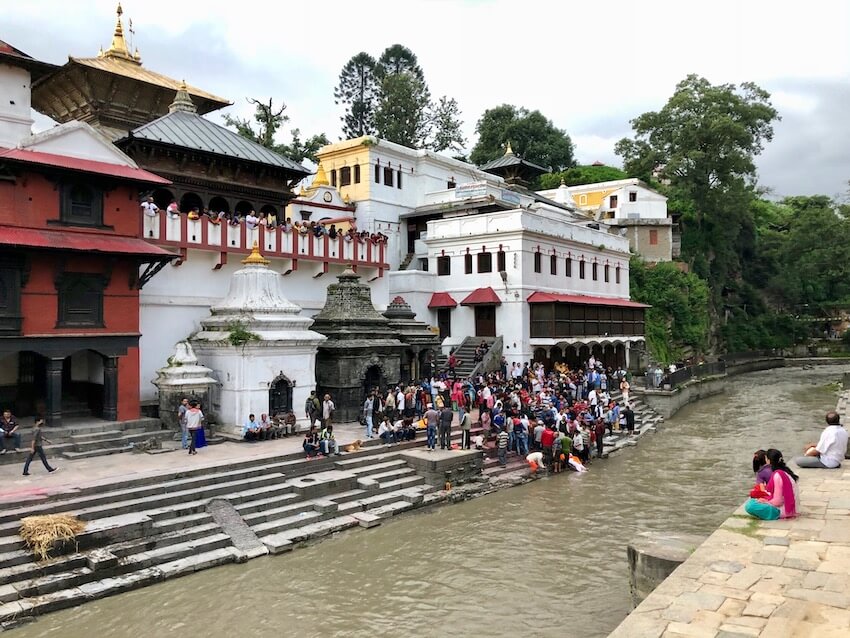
[320, 424, 341, 456]
[794, 411, 849, 469]
[242, 413, 262, 441]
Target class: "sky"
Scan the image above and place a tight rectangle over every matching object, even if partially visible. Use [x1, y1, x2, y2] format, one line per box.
[5, 0, 849, 199]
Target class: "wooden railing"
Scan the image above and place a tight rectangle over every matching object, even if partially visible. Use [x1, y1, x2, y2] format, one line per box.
[141, 213, 388, 273]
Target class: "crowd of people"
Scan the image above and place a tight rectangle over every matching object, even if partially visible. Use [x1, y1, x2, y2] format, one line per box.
[141, 196, 389, 244]
[358, 354, 636, 471]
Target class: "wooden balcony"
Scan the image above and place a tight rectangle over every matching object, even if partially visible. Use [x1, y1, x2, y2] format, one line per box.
[141, 214, 388, 276]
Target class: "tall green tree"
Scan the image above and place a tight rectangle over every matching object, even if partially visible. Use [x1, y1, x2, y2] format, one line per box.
[615, 75, 779, 287]
[223, 97, 327, 163]
[376, 44, 427, 83]
[333, 52, 379, 138]
[428, 96, 465, 153]
[470, 104, 575, 171]
[374, 73, 431, 148]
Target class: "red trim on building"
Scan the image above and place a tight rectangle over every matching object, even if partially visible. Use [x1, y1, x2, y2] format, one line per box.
[0, 226, 177, 258]
[287, 199, 356, 213]
[0, 147, 171, 184]
[428, 292, 458, 309]
[526, 291, 650, 308]
[460, 287, 501, 306]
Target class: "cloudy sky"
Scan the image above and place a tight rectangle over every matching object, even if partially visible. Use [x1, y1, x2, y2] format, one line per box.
[6, 0, 849, 198]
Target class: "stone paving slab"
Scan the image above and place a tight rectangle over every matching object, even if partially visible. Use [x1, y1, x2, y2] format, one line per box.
[609, 467, 850, 637]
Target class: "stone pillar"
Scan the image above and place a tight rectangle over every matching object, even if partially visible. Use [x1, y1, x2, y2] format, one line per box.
[625, 342, 631, 370]
[103, 356, 118, 421]
[627, 532, 705, 608]
[46, 357, 64, 428]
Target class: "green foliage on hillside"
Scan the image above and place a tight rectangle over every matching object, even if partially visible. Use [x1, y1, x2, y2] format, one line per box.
[629, 258, 710, 364]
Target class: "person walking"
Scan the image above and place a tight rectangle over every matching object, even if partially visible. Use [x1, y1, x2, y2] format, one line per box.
[794, 411, 849, 469]
[424, 403, 439, 451]
[177, 397, 189, 449]
[186, 400, 204, 455]
[459, 409, 472, 450]
[438, 405, 453, 450]
[22, 418, 56, 476]
[305, 391, 321, 427]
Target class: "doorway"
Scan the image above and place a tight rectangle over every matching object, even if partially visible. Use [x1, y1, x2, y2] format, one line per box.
[437, 308, 452, 341]
[474, 305, 496, 337]
[362, 365, 383, 400]
[269, 376, 293, 415]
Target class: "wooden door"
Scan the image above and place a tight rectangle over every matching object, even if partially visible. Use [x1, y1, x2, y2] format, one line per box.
[474, 305, 496, 337]
[437, 308, 452, 341]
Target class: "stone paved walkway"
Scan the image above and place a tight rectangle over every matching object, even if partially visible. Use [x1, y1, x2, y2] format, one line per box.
[609, 466, 850, 638]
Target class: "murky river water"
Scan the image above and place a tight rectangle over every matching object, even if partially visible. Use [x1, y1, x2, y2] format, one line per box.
[15, 366, 848, 638]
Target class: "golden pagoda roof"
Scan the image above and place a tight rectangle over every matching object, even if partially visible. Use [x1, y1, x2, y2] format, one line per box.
[311, 162, 330, 188]
[66, 3, 230, 110]
[242, 242, 270, 266]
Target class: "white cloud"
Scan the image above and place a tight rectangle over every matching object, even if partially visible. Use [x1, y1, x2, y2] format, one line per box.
[7, 0, 850, 194]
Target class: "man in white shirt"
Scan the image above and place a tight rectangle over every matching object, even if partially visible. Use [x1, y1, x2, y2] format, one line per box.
[141, 196, 159, 236]
[396, 388, 405, 416]
[245, 210, 260, 229]
[794, 411, 849, 469]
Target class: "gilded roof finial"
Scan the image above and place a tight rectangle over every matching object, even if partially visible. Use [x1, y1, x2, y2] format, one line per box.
[311, 162, 330, 188]
[242, 241, 270, 266]
[101, 2, 141, 64]
[504, 141, 514, 156]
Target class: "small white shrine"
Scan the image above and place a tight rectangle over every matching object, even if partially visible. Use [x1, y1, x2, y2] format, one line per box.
[191, 243, 326, 429]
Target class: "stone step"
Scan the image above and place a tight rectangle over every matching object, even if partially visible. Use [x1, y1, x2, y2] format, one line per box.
[61, 445, 135, 460]
[364, 467, 417, 483]
[150, 512, 213, 535]
[349, 459, 409, 476]
[67, 429, 122, 442]
[0, 460, 295, 526]
[68, 431, 172, 453]
[334, 453, 400, 471]
[252, 510, 324, 536]
[378, 475, 425, 491]
[233, 492, 302, 518]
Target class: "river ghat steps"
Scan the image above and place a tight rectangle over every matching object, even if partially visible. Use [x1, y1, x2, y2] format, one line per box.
[0, 446, 442, 624]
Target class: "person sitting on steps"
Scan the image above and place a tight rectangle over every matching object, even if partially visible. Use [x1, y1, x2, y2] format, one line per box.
[793, 411, 849, 469]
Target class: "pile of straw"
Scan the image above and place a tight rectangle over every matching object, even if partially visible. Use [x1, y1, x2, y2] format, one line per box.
[19, 514, 86, 561]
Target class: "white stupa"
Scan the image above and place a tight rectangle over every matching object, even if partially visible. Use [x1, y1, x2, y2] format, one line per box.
[191, 243, 326, 430]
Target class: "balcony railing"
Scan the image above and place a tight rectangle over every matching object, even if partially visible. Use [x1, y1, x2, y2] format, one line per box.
[142, 214, 388, 272]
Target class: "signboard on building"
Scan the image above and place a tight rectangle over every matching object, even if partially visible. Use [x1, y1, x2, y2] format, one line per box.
[500, 190, 521, 206]
[455, 181, 488, 199]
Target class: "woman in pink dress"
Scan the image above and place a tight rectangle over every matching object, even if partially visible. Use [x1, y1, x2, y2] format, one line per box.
[745, 448, 798, 520]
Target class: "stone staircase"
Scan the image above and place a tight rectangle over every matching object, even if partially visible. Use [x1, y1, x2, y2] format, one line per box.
[435, 336, 495, 378]
[0, 445, 439, 623]
[0, 418, 171, 466]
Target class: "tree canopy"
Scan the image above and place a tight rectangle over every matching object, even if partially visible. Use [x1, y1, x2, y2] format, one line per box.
[470, 104, 575, 172]
[223, 97, 328, 163]
[538, 164, 629, 190]
[333, 52, 379, 138]
[335, 44, 464, 151]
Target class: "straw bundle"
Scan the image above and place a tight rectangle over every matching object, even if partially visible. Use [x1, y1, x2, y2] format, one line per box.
[19, 514, 87, 561]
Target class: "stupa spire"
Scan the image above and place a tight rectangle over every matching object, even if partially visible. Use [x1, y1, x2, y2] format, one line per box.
[168, 80, 198, 114]
[100, 3, 141, 64]
[242, 241, 270, 266]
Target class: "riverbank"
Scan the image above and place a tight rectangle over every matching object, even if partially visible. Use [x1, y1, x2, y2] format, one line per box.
[609, 390, 850, 637]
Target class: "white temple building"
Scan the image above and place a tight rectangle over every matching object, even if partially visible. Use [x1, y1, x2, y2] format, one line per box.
[190, 244, 326, 428]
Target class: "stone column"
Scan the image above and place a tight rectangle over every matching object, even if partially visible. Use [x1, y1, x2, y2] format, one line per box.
[46, 357, 64, 428]
[103, 356, 119, 421]
[625, 342, 631, 370]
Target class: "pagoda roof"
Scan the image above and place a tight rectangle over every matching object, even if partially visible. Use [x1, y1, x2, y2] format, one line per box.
[480, 149, 550, 176]
[0, 39, 58, 80]
[65, 55, 230, 114]
[122, 110, 309, 176]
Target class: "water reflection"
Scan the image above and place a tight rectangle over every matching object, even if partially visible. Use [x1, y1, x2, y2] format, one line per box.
[16, 367, 846, 638]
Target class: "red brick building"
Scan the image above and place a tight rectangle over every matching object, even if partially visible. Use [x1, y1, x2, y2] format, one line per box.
[0, 42, 175, 426]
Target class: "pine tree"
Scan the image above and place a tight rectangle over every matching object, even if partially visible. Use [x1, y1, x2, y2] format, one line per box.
[375, 73, 431, 148]
[428, 96, 465, 153]
[333, 52, 379, 138]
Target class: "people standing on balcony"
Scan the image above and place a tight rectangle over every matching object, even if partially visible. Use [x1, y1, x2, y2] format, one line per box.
[245, 210, 259, 230]
[141, 195, 159, 237]
[265, 210, 277, 229]
[187, 206, 200, 220]
[166, 199, 180, 219]
[328, 224, 338, 239]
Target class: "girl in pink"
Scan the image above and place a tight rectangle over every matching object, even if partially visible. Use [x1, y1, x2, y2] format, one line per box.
[745, 448, 799, 520]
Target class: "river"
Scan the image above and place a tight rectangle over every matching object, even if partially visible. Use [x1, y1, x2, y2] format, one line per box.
[15, 366, 848, 638]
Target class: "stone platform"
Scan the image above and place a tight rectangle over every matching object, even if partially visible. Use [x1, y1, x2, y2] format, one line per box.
[609, 467, 850, 638]
[399, 449, 484, 487]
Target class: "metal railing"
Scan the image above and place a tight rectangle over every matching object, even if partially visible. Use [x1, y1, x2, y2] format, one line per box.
[647, 361, 726, 390]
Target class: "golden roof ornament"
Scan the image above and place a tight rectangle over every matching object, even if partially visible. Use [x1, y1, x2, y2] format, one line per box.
[100, 3, 141, 64]
[311, 162, 330, 188]
[242, 242, 270, 266]
[504, 141, 514, 156]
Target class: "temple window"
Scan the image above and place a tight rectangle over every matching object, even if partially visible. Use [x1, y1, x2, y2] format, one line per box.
[61, 183, 103, 227]
[383, 166, 394, 187]
[340, 166, 351, 187]
[550, 254, 557, 275]
[579, 260, 586, 279]
[477, 251, 492, 273]
[374, 164, 381, 183]
[464, 253, 473, 274]
[354, 164, 361, 184]
[56, 273, 105, 327]
[396, 170, 402, 189]
[533, 252, 542, 274]
[604, 264, 610, 283]
[330, 169, 337, 187]
[565, 257, 572, 277]
[497, 250, 506, 272]
[437, 256, 451, 276]
[592, 262, 598, 281]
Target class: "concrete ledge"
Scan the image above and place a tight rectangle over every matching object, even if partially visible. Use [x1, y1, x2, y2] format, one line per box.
[637, 376, 726, 419]
[350, 512, 381, 529]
